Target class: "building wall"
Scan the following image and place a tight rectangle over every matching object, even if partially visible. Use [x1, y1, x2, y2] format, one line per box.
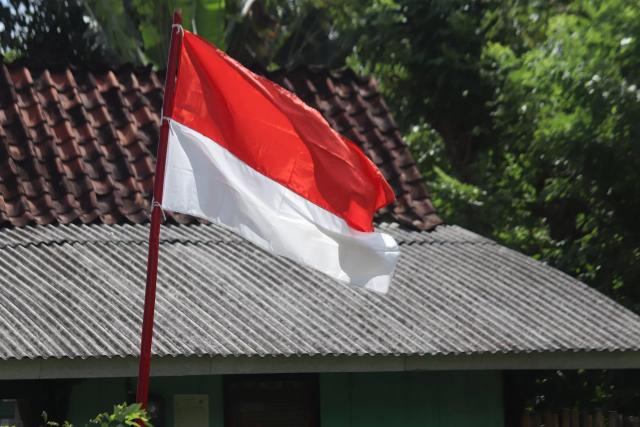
[65, 370, 502, 427]
[67, 376, 223, 427]
[321, 371, 503, 427]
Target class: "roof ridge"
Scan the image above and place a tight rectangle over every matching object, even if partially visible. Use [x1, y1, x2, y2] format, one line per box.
[0, 222, 486, 250]
[0, 237, 250, 250]
[0, 233, 493, 250]
[1, 60, 157, 75]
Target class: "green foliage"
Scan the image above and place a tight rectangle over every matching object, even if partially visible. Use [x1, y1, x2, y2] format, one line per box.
[90, 403, 152, 427]
[0, 0, 228, 66]
[84, 0, 145, 64]
[36, 403, 151, 427]
[41, 410, 73, 427]
[344, 0, 494, 133]
[131, 0, 227, 65]
[0, 0, 117, 66]
[480, 0, 640, 308]
[0, 0, 357, 68]
[406, 122, 486, 224]
[225, 0, 360, 70]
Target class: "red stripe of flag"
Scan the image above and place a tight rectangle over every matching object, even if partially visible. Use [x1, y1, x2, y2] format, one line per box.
[170, 32, 395, 232]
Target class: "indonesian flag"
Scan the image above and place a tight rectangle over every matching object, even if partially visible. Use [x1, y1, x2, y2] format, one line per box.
[162, 31, 400, 292]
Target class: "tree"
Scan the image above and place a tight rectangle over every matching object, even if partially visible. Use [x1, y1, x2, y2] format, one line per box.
[0, 0, 347, 69]
[0, 0, 228, 67]
[480, 0, 640, 310]
[0, 0, 117, 66]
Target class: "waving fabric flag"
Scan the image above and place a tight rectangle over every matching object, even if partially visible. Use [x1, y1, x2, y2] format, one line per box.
[162, 31, 400, 292]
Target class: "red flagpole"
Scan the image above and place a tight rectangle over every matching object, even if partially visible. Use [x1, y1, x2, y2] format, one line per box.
[136, 10, 183, 409]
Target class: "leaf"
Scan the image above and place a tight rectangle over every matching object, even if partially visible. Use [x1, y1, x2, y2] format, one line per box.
[190, 0, 226, 47]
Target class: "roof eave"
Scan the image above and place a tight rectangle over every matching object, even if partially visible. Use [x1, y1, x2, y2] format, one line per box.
[2, 351, 640, 380]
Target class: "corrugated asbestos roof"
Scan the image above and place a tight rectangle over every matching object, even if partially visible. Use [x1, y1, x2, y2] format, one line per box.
[0, 63, 440, 230]
[0, 221, 639, 360]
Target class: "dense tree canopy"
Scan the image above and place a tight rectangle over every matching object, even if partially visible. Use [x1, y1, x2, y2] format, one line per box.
[329, 0, 640, 315]
[1, 0, 639, 412]
[480, 0, 640, 309]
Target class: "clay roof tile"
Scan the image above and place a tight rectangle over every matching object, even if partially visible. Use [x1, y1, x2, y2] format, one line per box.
[0, 63, 441, 230]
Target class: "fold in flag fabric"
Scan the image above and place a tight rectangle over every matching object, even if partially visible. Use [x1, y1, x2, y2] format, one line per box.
[162, 31, 400, 292]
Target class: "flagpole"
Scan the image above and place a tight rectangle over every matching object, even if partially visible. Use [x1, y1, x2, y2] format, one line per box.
[136, 10, 183, 409]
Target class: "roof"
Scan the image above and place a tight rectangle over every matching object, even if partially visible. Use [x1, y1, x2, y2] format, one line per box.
[0, 63, 440, 230]
[0, 221, 639, 362]
[0, 62, 639, 373]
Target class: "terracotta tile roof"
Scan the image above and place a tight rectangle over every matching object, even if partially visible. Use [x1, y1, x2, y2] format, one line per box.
[0, 63, 441, 230]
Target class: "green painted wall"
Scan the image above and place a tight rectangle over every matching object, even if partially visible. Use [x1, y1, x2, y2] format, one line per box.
[320, 371, 503, 427]
[67, 376, 223, 427]
[67, 377, 130, 425]
[0, 399, 16, 419]
[67, 370, 502, 427]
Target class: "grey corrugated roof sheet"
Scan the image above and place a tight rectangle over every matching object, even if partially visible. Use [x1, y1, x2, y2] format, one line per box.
[1, 221, 639, 360]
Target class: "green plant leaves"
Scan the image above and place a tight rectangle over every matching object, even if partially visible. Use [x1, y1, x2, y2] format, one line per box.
[90, 403, 152, 427]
